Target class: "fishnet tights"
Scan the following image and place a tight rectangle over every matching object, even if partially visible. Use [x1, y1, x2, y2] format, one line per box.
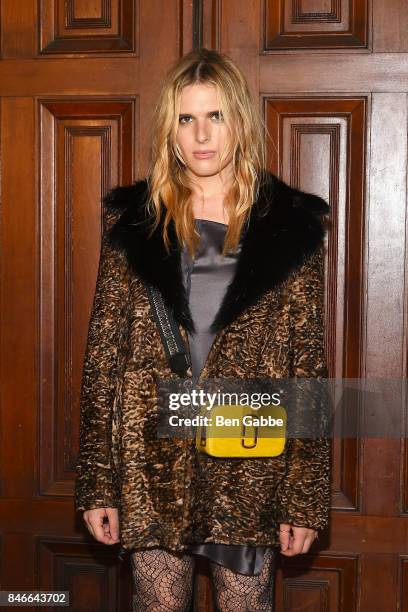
[131, 547, 276, 612]
[131, 548, 195, 612]
[210, 548, 275, 612]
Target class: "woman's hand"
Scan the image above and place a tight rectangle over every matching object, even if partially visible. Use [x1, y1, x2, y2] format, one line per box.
[279, 522, 318, 556]
[83, 507, 120, 545]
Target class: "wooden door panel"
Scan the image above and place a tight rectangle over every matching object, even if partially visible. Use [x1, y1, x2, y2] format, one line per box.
[38, 538, 132, 612]
[264, 0, 368, 49]
[264, 96, 366, 379]
[275, 554, 358, 612]
[38, 99, 137, 497]
[39, 0, 138, 54]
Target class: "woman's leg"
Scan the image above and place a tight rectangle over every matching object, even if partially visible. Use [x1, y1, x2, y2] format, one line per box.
[130, 547, 195, 612]
[209, 547, 277, 612]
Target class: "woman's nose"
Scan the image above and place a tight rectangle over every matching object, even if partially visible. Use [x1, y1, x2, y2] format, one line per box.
[196, 121, 210, 143]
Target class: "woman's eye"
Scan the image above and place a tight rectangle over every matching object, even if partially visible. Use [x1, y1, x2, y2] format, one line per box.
[179, 116, 192, 124]
[212, 112, 223, 122]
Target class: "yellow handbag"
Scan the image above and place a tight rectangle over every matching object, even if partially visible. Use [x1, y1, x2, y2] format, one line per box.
[195, 403, 287, 458]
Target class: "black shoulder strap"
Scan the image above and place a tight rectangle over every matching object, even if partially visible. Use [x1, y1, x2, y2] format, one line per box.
[144, 282, 191, 377]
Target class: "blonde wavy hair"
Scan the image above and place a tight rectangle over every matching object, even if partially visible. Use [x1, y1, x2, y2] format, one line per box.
[146, 47, 266, 259]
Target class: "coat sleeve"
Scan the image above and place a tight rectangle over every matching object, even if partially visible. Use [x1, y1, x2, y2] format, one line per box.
[74, 203, 128, 512]
[275, 245, 332, 531]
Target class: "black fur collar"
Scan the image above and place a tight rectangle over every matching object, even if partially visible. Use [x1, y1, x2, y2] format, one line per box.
[105, 171, 329, 333]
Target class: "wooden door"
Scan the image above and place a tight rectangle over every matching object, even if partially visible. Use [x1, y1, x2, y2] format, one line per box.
[1, 2, 407, 611]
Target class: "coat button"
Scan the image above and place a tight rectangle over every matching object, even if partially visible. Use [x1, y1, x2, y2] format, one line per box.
[183, 380, 192, 388]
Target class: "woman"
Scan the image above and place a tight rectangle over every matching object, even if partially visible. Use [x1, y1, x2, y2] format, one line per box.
[75, 48, 331, 611]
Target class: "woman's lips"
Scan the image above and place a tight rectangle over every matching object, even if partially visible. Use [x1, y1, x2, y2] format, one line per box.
[193, 151, 216, 159]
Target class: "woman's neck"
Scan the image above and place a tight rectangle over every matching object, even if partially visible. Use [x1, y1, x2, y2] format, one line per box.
[190, 192, 229, 225]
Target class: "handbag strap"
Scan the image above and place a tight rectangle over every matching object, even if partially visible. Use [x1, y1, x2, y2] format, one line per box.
[144, 282, 191, 377]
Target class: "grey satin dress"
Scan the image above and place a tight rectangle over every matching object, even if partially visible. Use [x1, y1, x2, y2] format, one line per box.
[180, 218, 268, 576]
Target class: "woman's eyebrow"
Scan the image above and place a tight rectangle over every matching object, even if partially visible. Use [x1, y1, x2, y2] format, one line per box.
[178, 110, 221, 117]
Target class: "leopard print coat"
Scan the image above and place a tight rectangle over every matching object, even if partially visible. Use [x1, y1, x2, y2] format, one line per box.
[74, 170, 332, 557]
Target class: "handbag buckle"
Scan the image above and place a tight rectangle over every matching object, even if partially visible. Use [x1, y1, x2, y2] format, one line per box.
[241, 422, 258, 448]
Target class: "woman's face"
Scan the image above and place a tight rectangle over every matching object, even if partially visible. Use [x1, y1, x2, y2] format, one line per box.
[175, 82, 233, 184]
